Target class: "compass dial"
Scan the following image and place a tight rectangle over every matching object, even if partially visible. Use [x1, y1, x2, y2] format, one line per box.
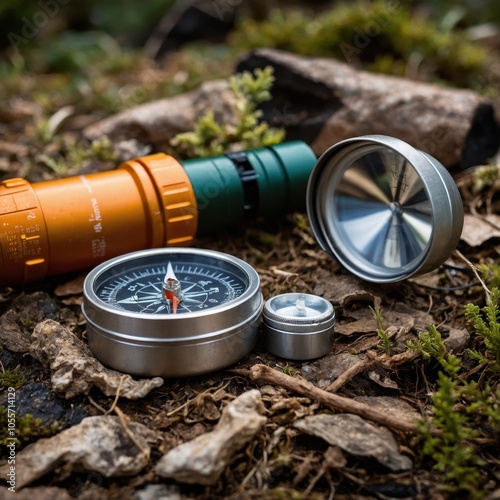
[94, 255, 248, 315]
[82, 248, 262, 377]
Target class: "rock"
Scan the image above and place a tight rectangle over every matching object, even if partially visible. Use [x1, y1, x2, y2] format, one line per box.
[237, 48, 500, 169]
[0, 309, 31, 352]
[133, 483, 191, 500]
[30, 319, 164, 399]
[83, 80, 236, 150]
[11, 291, 61, 323]
[155, 389, 267, 485]
[0, 415, 158, 489]
[293, 413, 413, 471]
[8, 382, 86, 427]
[0, 346, 18, 369]
[0, 486, 72, 499]
[444, 327, 471, 354]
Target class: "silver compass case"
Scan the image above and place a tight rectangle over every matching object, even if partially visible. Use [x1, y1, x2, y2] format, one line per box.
[306, 135, 464, 282]
[82, 248, 263, 377]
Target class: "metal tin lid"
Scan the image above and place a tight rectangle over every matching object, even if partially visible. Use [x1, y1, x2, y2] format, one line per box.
[306, 135, 464, 283]
[262, 293, 335, 360]
[263, 293, 335, 333]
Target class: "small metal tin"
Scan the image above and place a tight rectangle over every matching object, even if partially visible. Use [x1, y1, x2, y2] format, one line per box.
[307, 135, 464, 283]
[262, 293, 335, 360]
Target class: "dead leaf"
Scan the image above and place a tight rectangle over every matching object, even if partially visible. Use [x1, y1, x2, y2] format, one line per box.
[29, 319, 163, 399]
[461, 214, 500, 247]
[302, 352, 364, 388]
[293, 413, 412, 471]
[313, 271, 381, 308]
[367, 370, 400, 390]
[0, 416, 157, 489]
[336, 310, 414, 336]
[54, 274, 86, 297]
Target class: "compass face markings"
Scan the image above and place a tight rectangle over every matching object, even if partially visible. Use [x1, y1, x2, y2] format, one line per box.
[94, 258, 248, 315]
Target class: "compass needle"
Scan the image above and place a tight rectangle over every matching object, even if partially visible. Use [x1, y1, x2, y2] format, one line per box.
[163, 262, 182, 314]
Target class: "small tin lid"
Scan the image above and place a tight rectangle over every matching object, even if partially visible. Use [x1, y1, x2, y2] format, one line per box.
[306, 135, 464, 283]
[262, 293, 335, 360]
[263, 293, 335, 334]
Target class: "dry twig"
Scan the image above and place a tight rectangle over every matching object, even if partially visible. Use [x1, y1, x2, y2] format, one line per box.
[233, 364, 425, 435]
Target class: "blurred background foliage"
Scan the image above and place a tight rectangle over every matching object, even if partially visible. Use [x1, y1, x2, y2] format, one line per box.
[0, 0, 499, 115]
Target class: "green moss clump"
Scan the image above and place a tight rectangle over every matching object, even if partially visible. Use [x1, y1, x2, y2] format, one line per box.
[0, 407, 60, 449]
[171, 66, 285, 158]
[0, 365, 25, 390]
[465, 287, 500, 371]
[472, 164, 500, 194]
[232, 1, 489, 89]
[479, 261, 500, 290]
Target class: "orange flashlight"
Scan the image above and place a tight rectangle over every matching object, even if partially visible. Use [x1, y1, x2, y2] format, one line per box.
[0, 142, 316, 287]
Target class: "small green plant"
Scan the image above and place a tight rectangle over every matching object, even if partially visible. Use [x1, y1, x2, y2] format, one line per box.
[472, 163, 500, 194]
[0, 407, 60, 448]
[408, 326, 488, 497]
[35, 117, 54, 144]
[282, 364, 297, 377]
[478, 261, 500, 289]
[38, 136, 117, 175]
[418, 371, 483, 498]
[465, 287, 500, 371]
[37, 153, 69, 174]
[293, 213, 313, 236]
[171, 66, 285, 158]
[407, 324, 461, 376]
[87, 136, 117, 163]
[370, 306, 392, 355]
[0, 365, 25, 389]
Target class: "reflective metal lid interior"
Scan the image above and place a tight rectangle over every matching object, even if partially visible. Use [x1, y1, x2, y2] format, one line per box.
[306, 135, 464, 283]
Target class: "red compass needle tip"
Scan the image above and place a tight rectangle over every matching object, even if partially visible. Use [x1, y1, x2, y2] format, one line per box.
[163, 262, 182, 314]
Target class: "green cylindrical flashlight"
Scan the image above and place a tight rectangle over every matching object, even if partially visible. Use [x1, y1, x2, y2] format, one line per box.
[0, 141, 316, 286]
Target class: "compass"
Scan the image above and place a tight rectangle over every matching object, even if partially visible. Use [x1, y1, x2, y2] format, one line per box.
[82, 248, 262, 377]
